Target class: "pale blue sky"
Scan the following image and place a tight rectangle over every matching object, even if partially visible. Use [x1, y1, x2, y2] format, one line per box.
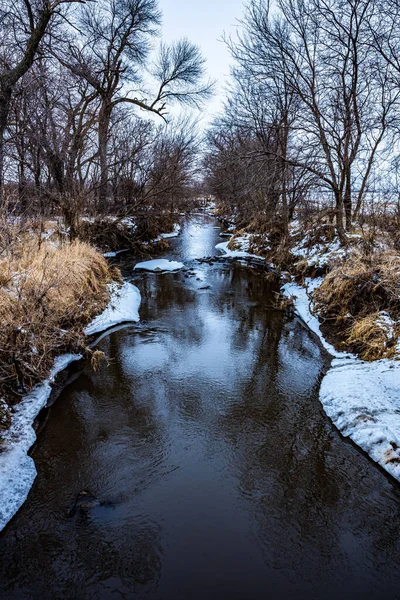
[158, 0, 246, 123]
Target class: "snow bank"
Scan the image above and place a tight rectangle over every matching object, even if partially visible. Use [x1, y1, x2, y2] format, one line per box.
[0, 354, 82, 532]
[134, 259, 185, 272]
[283, 279, 349, 359]
[154, 223, 181, 241]
[291, 239, 346, 268]
[321, 358, 400, 480]
[283, 279, 400, 482]
[85, 281, 141, 335]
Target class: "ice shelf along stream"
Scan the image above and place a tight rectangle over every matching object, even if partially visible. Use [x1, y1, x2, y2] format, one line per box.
[1, 214, 400, 600]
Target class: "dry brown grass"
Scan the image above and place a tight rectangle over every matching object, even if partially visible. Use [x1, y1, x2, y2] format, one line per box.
[0, 231, 117, 409]
[346, 313, 398, 361]
[312, 249, 400, 360]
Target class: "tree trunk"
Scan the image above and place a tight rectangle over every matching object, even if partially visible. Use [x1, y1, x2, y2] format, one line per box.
[280, 119, 289, 241]
[334, 189, 347, 244]
[98, 101, 112, 212]
[0, 82, 12, 209]
[63, 200, 76, 241]
[18, 164, 27, 212]
[343, 168, 352, 231]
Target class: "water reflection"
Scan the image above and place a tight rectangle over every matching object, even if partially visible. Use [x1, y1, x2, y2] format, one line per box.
[1, 216, 400, 599]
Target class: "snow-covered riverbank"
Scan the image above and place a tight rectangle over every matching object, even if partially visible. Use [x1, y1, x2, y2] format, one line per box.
[84, 282, 141, 335]
[284, 279, 400, 482]
[0, 282, 141, 532]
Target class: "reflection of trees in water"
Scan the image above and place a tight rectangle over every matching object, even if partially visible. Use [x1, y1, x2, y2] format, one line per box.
[211, 265, 282, 348]
[96, 266, 400, 592]
[0, 328, 167, 597]
[217, 316, 400, 591]
[133, 265, 282, 355]
[136, 272, 196, 315]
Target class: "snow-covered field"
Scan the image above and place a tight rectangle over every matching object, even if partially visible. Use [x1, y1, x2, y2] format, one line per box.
[284, 279, 400, 482]
[0, 281, 142, 532]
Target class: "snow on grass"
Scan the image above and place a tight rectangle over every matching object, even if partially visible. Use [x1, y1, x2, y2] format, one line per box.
[283, 278, 400, 482]
[216, 237, 266, 260]
[0, 353, 82, 532]
[291, 239, 346, 268]
[85, 281, 141, 335]
[216, 232, 270, 260]
[134, 259, 185, 272]
[377, 311, 397, 344]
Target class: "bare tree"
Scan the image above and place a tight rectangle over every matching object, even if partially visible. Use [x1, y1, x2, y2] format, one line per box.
[0, 0, 84, 207]
[60, 0, 212, 210]
[228, 0, 399, 240]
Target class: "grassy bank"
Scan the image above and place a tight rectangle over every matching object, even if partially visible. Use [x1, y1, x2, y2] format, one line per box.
[0, 231, 119, 430]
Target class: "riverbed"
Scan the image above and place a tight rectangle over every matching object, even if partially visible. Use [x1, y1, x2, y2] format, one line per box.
[1, 215, 400, 600]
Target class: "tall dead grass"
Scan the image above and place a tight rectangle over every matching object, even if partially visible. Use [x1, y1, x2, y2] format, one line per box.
[0, 231, 116, 415]
[312, 249, 400, 360]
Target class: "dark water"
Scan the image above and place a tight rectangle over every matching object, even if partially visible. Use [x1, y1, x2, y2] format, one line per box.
[2, 215, 400, 600]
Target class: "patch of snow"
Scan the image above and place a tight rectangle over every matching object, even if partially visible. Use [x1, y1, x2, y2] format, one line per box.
[119, 217, 136, 231]
[283, 278, 400, 482]
[154, 223, 181, 241]
[41, 228, 55, 240]
[0, 353, 82, 532]
[85, 282, 141, 336]
[216, 238, 266, 261]
[81, 215, 136, 231]
[103, 249, 129, 258]
[377, 311, 396, 343]
[283, 280, 346, 358]
[134, 259, 185, 272]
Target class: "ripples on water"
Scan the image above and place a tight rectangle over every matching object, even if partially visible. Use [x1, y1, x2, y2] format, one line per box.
[1, 215, 400, 600]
